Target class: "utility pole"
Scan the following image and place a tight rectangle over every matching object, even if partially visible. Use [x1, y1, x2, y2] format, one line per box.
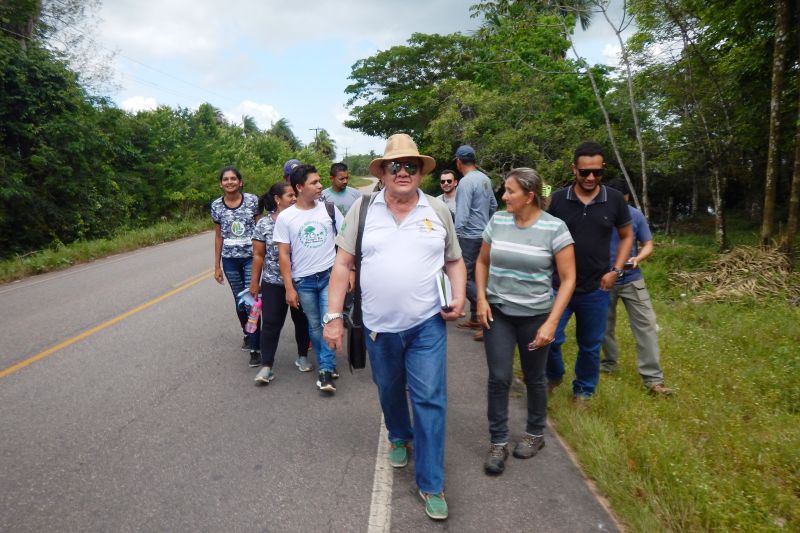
[309, 127, 321, 147]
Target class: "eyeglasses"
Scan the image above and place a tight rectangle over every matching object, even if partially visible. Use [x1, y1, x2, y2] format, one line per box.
[440, 179, 453, 184]
[386, 161, 419, 175]
[577, 168, 604, 178]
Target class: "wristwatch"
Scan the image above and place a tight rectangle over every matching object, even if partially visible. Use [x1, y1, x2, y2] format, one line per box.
[610, 267, 624, 279]
[322, 312, 345, 325]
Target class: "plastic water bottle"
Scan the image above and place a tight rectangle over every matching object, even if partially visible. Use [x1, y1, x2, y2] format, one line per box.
[245, 298, 261, 333]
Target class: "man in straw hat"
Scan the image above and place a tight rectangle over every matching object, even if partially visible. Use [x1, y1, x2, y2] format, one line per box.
[323, 133, 466, 521]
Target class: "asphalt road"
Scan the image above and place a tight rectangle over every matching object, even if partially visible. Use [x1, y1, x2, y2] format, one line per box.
[0, 231, 620, 532]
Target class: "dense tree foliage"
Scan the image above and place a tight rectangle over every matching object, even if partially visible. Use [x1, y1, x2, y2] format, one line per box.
[345, 0, 800, 255]
[0, 3, 327, 258]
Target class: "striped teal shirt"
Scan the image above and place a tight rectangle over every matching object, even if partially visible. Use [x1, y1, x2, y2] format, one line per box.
[482, 211, 573, 316]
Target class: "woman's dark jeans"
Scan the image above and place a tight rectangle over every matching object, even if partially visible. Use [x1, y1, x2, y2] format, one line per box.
[221, 256, 260, 351]
[483, 306, 550, 444]
[259, 283, 310, 367]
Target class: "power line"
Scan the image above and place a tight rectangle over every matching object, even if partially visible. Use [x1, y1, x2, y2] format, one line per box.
[38, 10, 241, 106]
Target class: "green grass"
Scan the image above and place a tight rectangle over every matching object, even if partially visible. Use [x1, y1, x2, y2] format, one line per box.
[0, 217, 212, 284]
[348, 175, 375, 188]
[547, 217, 800, 532]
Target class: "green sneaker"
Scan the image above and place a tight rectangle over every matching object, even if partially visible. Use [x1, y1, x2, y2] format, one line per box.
[387, 439, 409, 468]
[418, 490, 448, 520]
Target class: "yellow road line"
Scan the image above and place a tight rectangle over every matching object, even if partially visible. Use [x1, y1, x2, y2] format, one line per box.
[173, 269, 213, 287]
[0, 272, 213, 379]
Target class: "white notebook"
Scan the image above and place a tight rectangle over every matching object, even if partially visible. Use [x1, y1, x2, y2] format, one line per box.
[436, 271, 453, 310]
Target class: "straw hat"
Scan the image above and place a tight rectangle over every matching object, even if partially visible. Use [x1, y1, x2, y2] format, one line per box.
[368, 133, 436, 178]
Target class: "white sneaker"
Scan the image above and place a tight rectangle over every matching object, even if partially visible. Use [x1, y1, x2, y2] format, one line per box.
[295, 356, 313, 372]
[254, 367, 274, 384]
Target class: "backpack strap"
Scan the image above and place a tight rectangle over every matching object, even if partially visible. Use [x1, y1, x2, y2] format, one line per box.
[351, 193, 377, 328]
[324, 201, 337, 235]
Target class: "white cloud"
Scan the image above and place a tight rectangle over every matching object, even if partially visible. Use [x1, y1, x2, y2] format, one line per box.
[602, 43, 622, 66]
[224, 100, 282, 129]
[121, 95, 158, 112]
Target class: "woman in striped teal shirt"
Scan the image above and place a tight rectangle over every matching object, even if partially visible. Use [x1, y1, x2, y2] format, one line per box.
[475, 168, 576, 476]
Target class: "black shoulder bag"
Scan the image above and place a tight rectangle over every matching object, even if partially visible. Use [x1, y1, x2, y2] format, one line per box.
[347, 193, 374, 370]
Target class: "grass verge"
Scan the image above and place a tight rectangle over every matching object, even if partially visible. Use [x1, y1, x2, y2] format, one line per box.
[548, 220, 800, 532]
[0, 217, 211, 284]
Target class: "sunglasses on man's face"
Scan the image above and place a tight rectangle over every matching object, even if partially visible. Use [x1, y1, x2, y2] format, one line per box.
[577, 168, 604, 178]
[386, 161, 419, 175]
[440, 179, 453, 184]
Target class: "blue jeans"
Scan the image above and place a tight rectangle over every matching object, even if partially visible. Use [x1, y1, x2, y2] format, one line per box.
[458, 236, 483, 320]
[294, 269, 336, 372]
[546, 288, 610, 396]
[221, 256, 260, 351]
[365, 314, 447, 494]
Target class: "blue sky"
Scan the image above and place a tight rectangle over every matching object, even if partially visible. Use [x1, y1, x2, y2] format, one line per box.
[93, 0, 630, 156]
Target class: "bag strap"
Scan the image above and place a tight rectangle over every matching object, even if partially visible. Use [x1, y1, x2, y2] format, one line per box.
[351, 192, 376, 327]
[324, 201, 337, 235]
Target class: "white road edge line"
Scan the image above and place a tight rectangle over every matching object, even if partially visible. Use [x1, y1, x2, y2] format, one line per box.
[367, 416, 392, 533]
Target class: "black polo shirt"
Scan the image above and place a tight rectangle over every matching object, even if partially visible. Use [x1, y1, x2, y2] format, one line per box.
[547, 183, 632, 293]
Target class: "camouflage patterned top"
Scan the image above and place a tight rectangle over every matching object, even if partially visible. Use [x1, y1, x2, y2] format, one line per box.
[210, 193, 259, 258]
[252, 213, 283, 285]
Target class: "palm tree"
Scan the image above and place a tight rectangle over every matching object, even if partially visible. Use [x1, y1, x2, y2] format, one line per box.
[268, 118, 302, 151]
[310, 129, 336, 160]
[242, 114, 259, 137]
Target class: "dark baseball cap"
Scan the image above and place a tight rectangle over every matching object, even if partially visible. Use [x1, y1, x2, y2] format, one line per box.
[283, 159, 301, 177]
[454, 145, 476, 161]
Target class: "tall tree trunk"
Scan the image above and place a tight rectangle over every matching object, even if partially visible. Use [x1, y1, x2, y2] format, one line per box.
[691, 175, 698, 216]
[780, 3, 800, 264]
[597, 1, 650, 219]
[761, 0, 791, 246]
[665, 196, 674, 236]
[561, 19, 641, 210]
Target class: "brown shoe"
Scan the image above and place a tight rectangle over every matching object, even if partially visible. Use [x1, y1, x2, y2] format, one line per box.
[648, 383, 673, 396]
[547, 378, 562, 395]
[473, 330, 484, 342]
[457, 320, 482, 330]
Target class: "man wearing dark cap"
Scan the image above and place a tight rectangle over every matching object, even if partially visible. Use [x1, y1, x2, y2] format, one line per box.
[602, 178, 672, 395]
[283, 159, 300, 182]
[454, 145, 497, 337]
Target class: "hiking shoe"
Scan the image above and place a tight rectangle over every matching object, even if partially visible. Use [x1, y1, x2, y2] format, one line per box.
[484, 443, 508, 475]
[572, 392, 592, 408]
[331, 368, 340, 379]
[513, 434, 545, 459]
[600, 363, 617, 374]
[473, 330, 484, 342]
[547, 378, 562, 395]
[388, 439, 410, 468]
[249, 351, 261, 368]
[241, 335, 249, 351]
[254, 366, 274, 385]
[647, 382, 674, 396]
[316, 371, 336, 393]
[295, 356, 313, 372]
[418, 490, 448, 520]
[456, 319, 482, 330]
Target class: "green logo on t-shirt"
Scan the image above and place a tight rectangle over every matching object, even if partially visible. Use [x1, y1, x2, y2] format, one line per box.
[298, 222, 328, 248]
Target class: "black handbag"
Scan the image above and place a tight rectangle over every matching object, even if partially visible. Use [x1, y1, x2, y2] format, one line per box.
[347, 193, 375, 370]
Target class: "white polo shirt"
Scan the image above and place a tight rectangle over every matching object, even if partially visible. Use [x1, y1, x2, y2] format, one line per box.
[336, 190, 461, 333]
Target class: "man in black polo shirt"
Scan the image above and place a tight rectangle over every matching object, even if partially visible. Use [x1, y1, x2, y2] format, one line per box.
[546, 141, 634, 401]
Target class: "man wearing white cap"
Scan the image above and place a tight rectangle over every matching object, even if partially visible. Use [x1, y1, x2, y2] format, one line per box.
[323, 133, 466, 521]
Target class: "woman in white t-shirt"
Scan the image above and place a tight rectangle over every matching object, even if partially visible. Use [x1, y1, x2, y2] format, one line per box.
[475, 168, 576, 476]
